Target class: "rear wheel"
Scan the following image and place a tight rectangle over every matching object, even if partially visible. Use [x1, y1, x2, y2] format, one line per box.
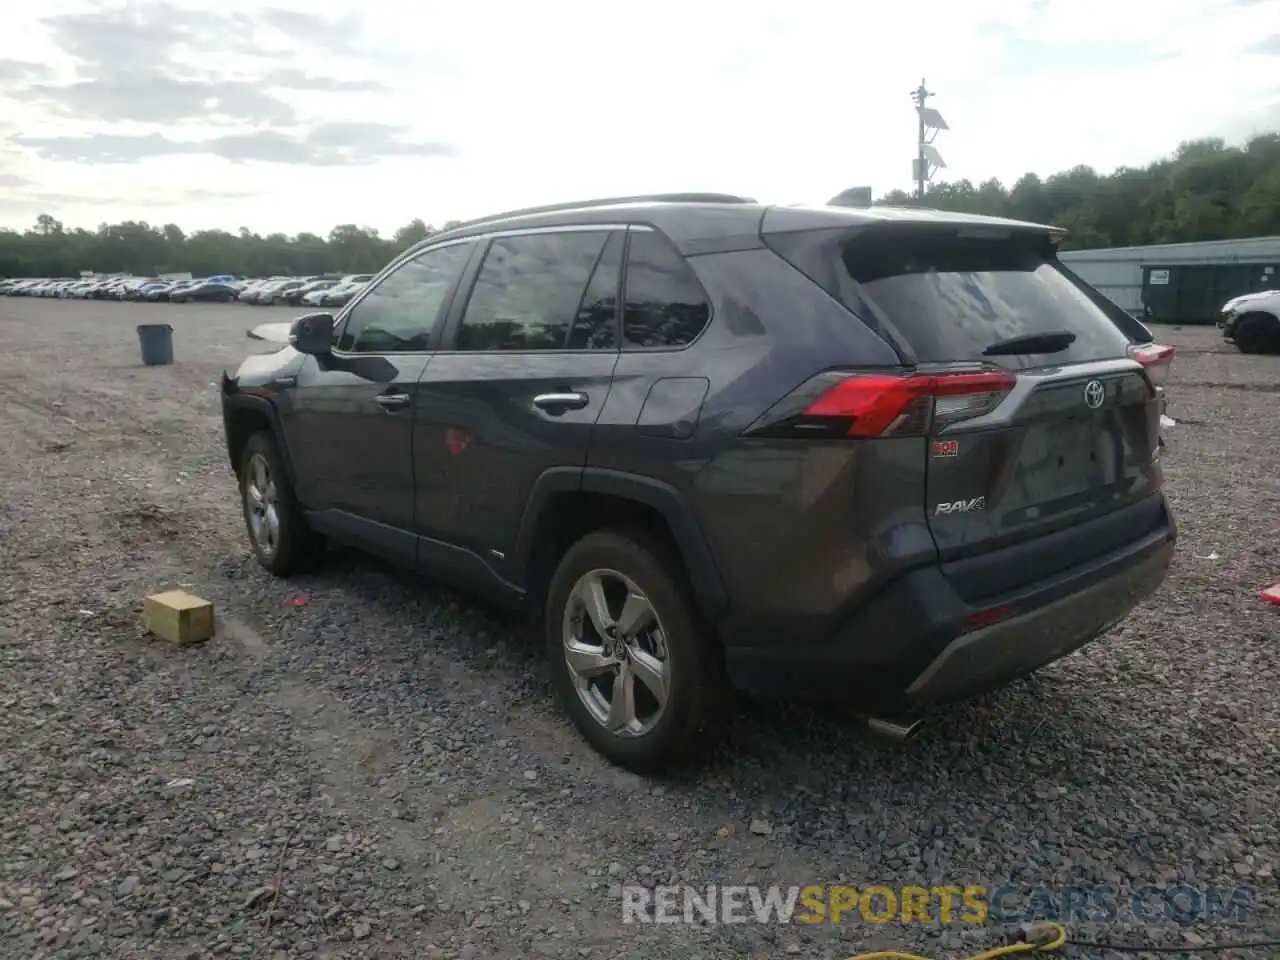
[1233, 313, 1280, 355]
[239, 431, 324, 576]
[545, 529, 729, 772]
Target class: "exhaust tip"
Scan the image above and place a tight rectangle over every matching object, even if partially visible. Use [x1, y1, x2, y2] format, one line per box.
[866, 715, 927, 742]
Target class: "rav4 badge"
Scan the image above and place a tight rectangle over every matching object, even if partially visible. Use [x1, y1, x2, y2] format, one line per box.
[935, 497, 986, 515]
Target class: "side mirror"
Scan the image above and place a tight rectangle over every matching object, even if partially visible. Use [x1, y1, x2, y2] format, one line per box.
[290, 313, 335, 355]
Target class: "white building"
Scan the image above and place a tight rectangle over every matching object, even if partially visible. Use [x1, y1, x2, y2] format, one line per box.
[1060, 236, 1280, 319]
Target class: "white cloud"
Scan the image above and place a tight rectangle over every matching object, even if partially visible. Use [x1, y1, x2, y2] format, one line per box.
[1, 0, 1277, 233]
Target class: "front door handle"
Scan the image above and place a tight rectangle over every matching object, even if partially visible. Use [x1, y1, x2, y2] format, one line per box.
[376, 392, 411, 410]
[533, 391, 589, 411]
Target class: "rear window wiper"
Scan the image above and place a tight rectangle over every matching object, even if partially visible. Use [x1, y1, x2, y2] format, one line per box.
[982, 330, 1077, 356]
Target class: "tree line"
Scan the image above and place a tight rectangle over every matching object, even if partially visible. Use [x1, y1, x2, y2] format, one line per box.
[0, 217, 455, 280]
[3, 132, 1277, 279]
[874, 134, 1280, 250]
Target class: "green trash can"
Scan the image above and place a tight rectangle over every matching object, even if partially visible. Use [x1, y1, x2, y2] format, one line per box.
[136, 323, 174, 366]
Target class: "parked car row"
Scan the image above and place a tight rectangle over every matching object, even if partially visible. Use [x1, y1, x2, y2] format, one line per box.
[0, 273, 375, 307]
[236, 275, 375, 308]
[1, 275, 238, 302]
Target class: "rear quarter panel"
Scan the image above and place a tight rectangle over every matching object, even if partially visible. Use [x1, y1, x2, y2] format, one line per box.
[588, 246, 937, 652]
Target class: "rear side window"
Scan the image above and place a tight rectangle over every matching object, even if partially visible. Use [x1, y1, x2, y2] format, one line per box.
[456, 230, 613, 351]
[567, 231, 622, 350]
[772, 229, 1132, 368]
[622, 230, 711, 349]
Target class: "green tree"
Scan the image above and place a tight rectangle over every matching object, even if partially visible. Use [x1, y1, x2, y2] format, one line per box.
[0, 217, 446, 279]
[393, 218, 431, 250]
[35, 214, 64, 237]
[5, 132, 1279, 280]
[869, 132, 1280, 249]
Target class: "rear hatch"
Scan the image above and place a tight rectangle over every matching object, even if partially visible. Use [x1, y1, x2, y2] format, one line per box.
[763, 218, 1168, 570]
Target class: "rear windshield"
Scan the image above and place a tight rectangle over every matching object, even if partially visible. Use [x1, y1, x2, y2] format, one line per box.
[773, 228, 1133, 368]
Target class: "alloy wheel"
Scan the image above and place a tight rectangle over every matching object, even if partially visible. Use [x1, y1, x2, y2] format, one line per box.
[244, 452, 280, 558]
[562, 569, 670, 737]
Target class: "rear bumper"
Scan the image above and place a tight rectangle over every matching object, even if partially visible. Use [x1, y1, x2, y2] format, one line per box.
[902, 533, 1171, 702]
[723, 497, 1176, 704]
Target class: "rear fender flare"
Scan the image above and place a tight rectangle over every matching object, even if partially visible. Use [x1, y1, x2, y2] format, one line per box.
[511, 467, 729, 624]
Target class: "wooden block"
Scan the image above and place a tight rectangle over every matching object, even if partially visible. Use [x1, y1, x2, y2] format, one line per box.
[144, 590, 215, 646]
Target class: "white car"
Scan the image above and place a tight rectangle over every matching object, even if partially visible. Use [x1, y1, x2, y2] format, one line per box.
[236, 280, 269, 303]
[1220, 290, 1280, 355]
[319, 281, 370, 306]
[250, 279, 306, 305]
[299, 286, 338, 307]
[238, 277, 291, 304]
[1219, 290, 1276, 318]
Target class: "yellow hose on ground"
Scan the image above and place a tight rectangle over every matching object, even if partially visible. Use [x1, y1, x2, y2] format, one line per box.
[845, 921, 1068, 960]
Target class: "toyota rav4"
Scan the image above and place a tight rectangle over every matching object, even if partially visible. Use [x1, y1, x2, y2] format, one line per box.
[220, 194, 1177, 771]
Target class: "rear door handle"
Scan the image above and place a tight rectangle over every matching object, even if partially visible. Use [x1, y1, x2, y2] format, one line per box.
[533, 391, 589, 411]
[376, 392, 411, 410]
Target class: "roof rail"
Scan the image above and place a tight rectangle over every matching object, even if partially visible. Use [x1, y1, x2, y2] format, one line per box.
[442, 193, 757, 233]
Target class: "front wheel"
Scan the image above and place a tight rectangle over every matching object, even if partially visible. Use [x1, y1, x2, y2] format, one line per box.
[239, 431, 324, 576]
[545, 529, 729, 772]
[1233, 313, 1280, 355]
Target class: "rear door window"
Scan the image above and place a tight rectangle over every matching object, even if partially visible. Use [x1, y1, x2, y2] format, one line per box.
[774, 228, 1132, 368]
[454, 230, 613, 351]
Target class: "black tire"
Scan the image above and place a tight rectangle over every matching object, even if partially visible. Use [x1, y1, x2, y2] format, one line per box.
[238, 431, 324, 576]
[545, 528, 730, 772]
[1232, 313, 1280, 355]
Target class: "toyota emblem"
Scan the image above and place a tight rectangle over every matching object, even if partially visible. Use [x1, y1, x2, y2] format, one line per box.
[1083, 380, 1105, 409]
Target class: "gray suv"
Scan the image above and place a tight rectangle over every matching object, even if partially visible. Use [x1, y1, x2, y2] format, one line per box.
[220, 194, 1178, 771]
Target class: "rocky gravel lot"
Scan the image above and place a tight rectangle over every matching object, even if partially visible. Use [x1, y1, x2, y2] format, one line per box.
[1, 300, 1277, 960]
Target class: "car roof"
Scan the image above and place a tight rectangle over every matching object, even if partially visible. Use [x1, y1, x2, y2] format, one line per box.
[412, 194, 1064, 257]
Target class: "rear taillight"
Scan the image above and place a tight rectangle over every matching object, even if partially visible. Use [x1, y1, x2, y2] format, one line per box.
[746, 368, 1017, 439]
[1128, 343, 1175, 388]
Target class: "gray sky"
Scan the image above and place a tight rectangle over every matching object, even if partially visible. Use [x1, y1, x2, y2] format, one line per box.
[1, 0, 1278, 234]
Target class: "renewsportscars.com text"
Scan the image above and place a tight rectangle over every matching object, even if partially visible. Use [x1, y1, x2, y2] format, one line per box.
[620, 884, 1254, 926]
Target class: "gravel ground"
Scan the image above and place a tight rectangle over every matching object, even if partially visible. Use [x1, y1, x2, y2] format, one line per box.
[0, 300, 1277, 960]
